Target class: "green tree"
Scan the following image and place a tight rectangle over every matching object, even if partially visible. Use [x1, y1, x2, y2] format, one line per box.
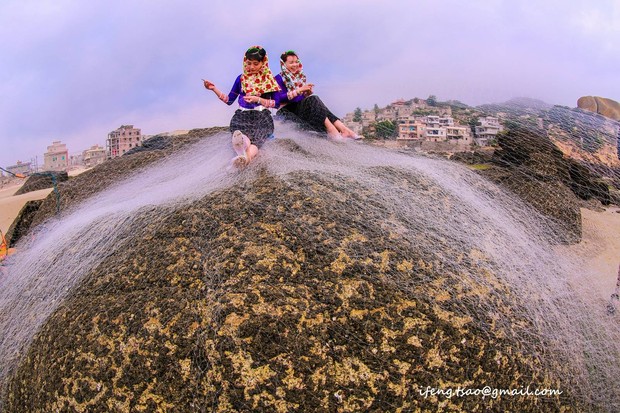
[353, 107, 362, 122]
[427, 95, 437, 107]
[375, 120, 397, 139]
[373, 104, 380, 118]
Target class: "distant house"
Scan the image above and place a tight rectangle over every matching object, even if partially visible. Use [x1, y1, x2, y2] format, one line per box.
[424, 116, 446, 142]
[107, 125, 143, 159]
[83, 144, 107, 168]
[5, 160, 33, 176]
[474, 116, 503, 146]
[398, 117, 426, 140]
[43, 141, 69, 171]
[445, 126, 472, 144]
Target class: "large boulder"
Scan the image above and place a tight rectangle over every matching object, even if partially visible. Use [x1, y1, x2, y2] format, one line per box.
[14, 171, 68, 195]
[476, 126, 583, 243]
[4, 168, 572, 412]
[4, 133, 617, 412]
[577, 96, 620, 121]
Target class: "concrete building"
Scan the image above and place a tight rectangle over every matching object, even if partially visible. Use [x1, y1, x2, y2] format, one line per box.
[4, 161, 33, 176]
[43, 141, 69, 171]
[70, 153, 84, 167]
[446, 126, 472, 144]
[398, 117, 426, 140]
[474, 116, 503, 146]
[107, 125, 143, 159]
[83, 145, 107, 168]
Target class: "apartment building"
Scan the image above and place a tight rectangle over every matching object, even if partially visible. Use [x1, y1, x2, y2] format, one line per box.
[398, 117, 426, 140]
[43, 141, 69, 171]
[446, 126, 472, 144]
[475, 116, 502, 146]
[4, 161, 33, 176]
[83, 145, 107, 168]
[107, 125, 143, 159]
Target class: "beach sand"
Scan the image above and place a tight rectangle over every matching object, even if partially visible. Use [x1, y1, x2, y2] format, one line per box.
[0, 183, 52, 235]
[561, 206, 620, 302]
[0, 167, 90, 235]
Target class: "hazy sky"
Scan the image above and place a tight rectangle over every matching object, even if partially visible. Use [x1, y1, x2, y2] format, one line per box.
[1, 0, 619, 169]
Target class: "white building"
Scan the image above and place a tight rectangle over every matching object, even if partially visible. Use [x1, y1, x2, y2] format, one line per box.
[474, 116, 503, 146]
[43, 141, 69, 171]
[446, 126, 472, 144]
[83, 145, 107, 168]
[4, 161, 33, 176]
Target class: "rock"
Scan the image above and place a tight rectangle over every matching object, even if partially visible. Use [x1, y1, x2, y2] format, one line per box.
[7, 129, 614, 411]
[13, 172, 68, 195]
[480, 165, 582, 243]
[565, 160, 611, 205]
[450, 150, 493, 165]
[577, 96, 620, 121]
[4, 200, 43, 247]
[4, 169, 573, 412]
[481, 126, 583, 243]
[124, 135, 173, 155]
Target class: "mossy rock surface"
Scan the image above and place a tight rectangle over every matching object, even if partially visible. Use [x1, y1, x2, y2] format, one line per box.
[5, 167, 575, 412]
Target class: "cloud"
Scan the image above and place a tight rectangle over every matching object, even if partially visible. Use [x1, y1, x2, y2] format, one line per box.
[0, 0, 619, 168]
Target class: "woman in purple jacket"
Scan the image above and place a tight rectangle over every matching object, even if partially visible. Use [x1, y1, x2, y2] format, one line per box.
[275, 50, 361, 139]
[203, 46, 280, 166]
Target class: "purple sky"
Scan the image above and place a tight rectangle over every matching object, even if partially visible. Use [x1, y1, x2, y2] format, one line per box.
[1, 0, 619, 169]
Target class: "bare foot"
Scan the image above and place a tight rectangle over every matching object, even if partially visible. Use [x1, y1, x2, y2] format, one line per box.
[232, 130, 249, 156]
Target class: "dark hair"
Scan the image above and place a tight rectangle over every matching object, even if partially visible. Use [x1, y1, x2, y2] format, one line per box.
[245, 47, 266, 62]
[280, 50, 297, 62]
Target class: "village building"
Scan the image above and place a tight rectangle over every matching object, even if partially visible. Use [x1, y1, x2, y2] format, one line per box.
[43, 141, 69, 171]
[474, 116, 503, 146]
[4, 160, 34, 176]
[106, 125, 143, 159]
[83, 145, 107, 168]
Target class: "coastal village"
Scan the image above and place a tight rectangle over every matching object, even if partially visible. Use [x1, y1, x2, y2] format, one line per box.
[342, 97, 502, 149]
[1, 125, 145, 179]
[1, 97, 505, 180]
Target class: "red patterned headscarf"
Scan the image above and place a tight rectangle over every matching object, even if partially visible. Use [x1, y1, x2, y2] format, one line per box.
[280, 51, 307, 91]
[240, 46, 280, 96]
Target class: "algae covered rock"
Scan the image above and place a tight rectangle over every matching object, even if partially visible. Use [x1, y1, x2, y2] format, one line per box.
[5, 164, 572, 412]
[14, 171, 68, 195]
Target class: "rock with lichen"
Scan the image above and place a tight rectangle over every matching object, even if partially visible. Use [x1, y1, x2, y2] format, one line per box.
[3, 132, 600, 412]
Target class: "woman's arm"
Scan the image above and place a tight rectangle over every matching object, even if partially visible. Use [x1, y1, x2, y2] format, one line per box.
[203, 76, 241, 105]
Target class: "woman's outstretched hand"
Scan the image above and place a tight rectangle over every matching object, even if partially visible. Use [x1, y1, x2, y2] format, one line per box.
[203, 79, 215, 90]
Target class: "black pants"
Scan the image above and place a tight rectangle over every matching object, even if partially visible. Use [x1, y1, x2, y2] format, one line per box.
[229, 109, 274, 148]
[276, 95, 339, 133]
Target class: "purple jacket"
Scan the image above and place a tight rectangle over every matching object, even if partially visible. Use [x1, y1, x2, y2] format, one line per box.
[274, 74, 305, 105]
[226, 75, 279, 109]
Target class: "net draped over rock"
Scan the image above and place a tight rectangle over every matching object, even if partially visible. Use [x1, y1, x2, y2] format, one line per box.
[2, 125, 619, 412]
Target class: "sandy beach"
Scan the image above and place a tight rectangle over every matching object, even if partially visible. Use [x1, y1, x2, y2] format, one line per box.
[0, 183, 52, 235]
[561, 206, 620, 302]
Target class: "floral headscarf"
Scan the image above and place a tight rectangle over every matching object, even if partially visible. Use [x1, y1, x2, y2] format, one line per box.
[280, 51, 307, 91]
[240, 46, 280, 96]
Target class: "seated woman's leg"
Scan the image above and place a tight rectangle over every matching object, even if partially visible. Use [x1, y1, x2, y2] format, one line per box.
[323, 118, 341, 139]
[333, 119, 362, 139]
[297, 95, 336, 134]
[276, 103, 315, 132]
[229, 109, 273, 164]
